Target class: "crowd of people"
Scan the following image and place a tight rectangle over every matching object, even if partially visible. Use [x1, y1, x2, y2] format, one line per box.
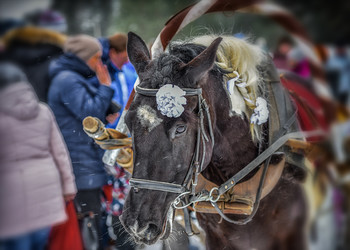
[0, 9, 137, 250]
[272, 35, 350, 106]
[0, 7, 349, 250]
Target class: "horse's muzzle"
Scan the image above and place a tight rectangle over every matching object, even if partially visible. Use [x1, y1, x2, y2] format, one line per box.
[120, 198, 174, 245]
[119, 215, 162, 244]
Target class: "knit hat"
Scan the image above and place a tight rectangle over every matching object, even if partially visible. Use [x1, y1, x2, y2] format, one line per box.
[64, 34, 101, 62]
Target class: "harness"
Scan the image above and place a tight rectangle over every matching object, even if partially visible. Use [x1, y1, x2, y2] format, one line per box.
[130, 83, 325, 233]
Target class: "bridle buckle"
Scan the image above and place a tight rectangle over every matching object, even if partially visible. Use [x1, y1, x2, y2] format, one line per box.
[209, 187, 220, 203]
[173, 191, 191, 209]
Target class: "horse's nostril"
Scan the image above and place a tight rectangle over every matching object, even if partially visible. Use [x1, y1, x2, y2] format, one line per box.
[142, 223, 160, 241]
[147, 223, 159, 234]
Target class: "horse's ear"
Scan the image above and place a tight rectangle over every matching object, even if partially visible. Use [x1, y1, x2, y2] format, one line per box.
[127, 32, 151, 74]
[183, 37, 222, 84]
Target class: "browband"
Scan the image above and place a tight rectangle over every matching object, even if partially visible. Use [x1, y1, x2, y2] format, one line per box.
[135, 85, 202, 96]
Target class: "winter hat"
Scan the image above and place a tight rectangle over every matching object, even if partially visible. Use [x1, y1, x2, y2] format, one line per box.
[64, 34, 101, 62]
[25, 9, 67, 33]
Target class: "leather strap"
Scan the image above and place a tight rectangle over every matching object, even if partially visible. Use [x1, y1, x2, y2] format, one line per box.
[212, 156, 272, 225]
[135, 85, 202, 96]
[182, 206, 196, 236]
[217, 130, 324, 195]
[130, 178, 187, 193]
[195, 154, 285, 203]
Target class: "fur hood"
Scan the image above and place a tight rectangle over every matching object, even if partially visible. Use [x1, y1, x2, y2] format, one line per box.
[2, 27, 66, 66]
[2, 26, 67, 48]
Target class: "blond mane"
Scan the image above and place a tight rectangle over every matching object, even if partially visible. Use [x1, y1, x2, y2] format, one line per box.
[191, 35, 267, 141]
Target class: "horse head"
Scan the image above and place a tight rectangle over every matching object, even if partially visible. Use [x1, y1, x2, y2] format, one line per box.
[120, 32, 222, 244]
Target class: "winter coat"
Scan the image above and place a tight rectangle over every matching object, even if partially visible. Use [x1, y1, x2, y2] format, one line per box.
[2, 27, 66, 102]
[0, 82, 76, 239]
[48, 53, 114, 190]
[106, 62, 137, 127]
[99, 38, 137, 127]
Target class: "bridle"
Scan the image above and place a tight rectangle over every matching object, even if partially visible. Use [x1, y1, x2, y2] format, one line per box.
[129, 83, 325, 229]
[130, 84, 215, 199]
[130, 83, 216, 235]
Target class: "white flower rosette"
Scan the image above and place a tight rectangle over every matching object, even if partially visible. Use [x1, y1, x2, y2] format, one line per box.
[250, 97, 269, 125]
[156, 84, 187, 118]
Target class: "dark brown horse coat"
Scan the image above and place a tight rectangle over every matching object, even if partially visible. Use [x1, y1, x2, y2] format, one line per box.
[120, 32, 307, 250]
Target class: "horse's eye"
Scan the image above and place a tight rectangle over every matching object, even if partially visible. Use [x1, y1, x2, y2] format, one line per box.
[175, 125, 187, 135]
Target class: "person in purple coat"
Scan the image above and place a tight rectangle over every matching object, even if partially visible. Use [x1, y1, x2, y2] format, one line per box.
[0, 63, 76, 250]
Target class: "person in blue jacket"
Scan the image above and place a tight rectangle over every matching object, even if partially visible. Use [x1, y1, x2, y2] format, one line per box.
[48, 34, 115, 250]
[99, 33, 137, 249]
[99, 33, 138, 128]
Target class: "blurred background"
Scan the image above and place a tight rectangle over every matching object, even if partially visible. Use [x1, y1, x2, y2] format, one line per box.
[1, 0, 349, 46]
[0, 0, 349, 250]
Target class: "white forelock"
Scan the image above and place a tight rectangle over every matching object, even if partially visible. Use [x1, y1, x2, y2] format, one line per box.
[137, 105, 163, 132]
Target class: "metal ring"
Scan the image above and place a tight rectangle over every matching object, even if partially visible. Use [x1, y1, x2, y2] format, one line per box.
[209, 187, 220, 203]
[172, 191, 191, 209]
[173, 202, 192, 209]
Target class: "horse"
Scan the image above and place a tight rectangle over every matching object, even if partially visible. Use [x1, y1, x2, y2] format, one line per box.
[120, 32, 308, 250]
